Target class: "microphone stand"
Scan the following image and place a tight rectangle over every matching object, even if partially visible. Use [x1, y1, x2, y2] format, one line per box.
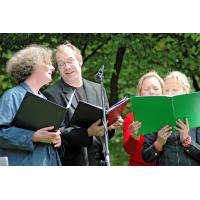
[96, 65, 110, 166]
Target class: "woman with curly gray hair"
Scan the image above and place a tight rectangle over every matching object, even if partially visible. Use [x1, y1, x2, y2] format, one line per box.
[0, 45, 61, 166]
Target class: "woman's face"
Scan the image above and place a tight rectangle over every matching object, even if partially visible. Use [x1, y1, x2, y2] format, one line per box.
[164, 78, 185, 96]
[34, 60, 55, 85]
[140, 77, 163, 96]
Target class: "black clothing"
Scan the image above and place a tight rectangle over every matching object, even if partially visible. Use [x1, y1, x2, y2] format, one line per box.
[43, 79, 114, 166]
[142, 128, 200, 166]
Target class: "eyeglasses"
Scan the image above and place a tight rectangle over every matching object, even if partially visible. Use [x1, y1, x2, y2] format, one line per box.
[57, 58, 77, 68]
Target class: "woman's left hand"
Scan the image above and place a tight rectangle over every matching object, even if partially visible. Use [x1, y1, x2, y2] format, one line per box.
[174, 118, 190, 143]
[52, 130, 62, 148]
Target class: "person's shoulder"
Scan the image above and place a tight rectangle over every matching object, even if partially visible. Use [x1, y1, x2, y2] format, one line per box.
[83, 79, 100, 88]
[1, 85, 24, 99]
[44, 80, 62, 94]
[123, 112, 133, 125]
[0, 85, 26, 107]
[125, 112, 133, 120]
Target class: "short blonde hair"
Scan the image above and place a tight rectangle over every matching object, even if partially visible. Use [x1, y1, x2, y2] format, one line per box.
[6, 44, 52, 83]
[55, 41, 83, 67]
[164, 71, 191, 94]
[136, 71, 164, 96]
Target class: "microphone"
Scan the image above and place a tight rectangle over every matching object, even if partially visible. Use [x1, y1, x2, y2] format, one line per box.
[66, 89, 76, 109]
[95, 65, 104, 81]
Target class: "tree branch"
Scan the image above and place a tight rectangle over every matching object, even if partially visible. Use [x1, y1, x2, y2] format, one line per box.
[83, 37, 111, 63]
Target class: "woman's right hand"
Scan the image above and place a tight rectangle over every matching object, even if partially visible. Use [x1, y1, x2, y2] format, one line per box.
[32, 126, 61, 144]
[129, 121, 142, 140]
[154, 125, 172, 150]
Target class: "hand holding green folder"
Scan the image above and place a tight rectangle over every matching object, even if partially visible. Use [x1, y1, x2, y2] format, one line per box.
[131, 92, 200, 135]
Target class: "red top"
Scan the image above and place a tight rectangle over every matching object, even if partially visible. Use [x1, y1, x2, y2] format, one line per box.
[123, 112, 156, 166]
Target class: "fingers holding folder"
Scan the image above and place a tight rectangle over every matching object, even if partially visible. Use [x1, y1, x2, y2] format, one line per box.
[87, 119, 104, 137]
[32, 126, 61, 148]
[108, 116, 124, 130]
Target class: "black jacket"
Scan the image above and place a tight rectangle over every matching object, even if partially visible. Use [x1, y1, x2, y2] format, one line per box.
[142, 128, 200, 166]
[43, 79, 114, 166]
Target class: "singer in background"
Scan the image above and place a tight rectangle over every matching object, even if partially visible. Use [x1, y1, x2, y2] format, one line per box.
[123, 71, 164, 166]
[43, 41, 123, 166]
[143, 71, 200, 165]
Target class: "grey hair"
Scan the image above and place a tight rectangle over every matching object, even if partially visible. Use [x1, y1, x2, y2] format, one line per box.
[6, 44, 52, 83]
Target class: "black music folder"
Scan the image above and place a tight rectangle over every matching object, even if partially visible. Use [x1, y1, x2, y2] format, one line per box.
[12, 92, 67, 131]
[70, 97, 129, 128]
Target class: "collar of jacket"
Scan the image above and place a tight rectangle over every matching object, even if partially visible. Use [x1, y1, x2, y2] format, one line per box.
[20, 82, 46, 99]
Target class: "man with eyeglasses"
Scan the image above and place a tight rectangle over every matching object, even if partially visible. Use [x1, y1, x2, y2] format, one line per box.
[43, 41, 123, 166]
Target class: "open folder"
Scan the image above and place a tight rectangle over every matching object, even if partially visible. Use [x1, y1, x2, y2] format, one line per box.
[70, 97, 129, 128]
[12, 92, 67, 131]
[131, 92, 200, 135]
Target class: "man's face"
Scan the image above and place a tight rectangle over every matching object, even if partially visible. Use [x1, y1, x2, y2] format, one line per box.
[56, 47, 82, 84]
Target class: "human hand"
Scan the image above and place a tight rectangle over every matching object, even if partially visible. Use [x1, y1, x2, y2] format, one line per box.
[154, 125, 172, 150]
[174, 118, 189, 143]
[129, 121, 141, 140]
[87, 119, 104, 137]
[108, 116, 124, 130]
[52, 130, 61, 148]
[32, 126, 61, 144]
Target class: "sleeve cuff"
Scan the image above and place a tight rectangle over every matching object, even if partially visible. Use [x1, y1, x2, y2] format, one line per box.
[153, 142, 163, 153]
[182, 136, 191, 149]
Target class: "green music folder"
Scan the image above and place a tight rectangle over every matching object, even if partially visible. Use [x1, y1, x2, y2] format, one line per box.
[131, 92, 200, 135]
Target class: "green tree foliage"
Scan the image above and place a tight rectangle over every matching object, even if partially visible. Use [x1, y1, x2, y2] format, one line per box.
[0, 33, 200, 165]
